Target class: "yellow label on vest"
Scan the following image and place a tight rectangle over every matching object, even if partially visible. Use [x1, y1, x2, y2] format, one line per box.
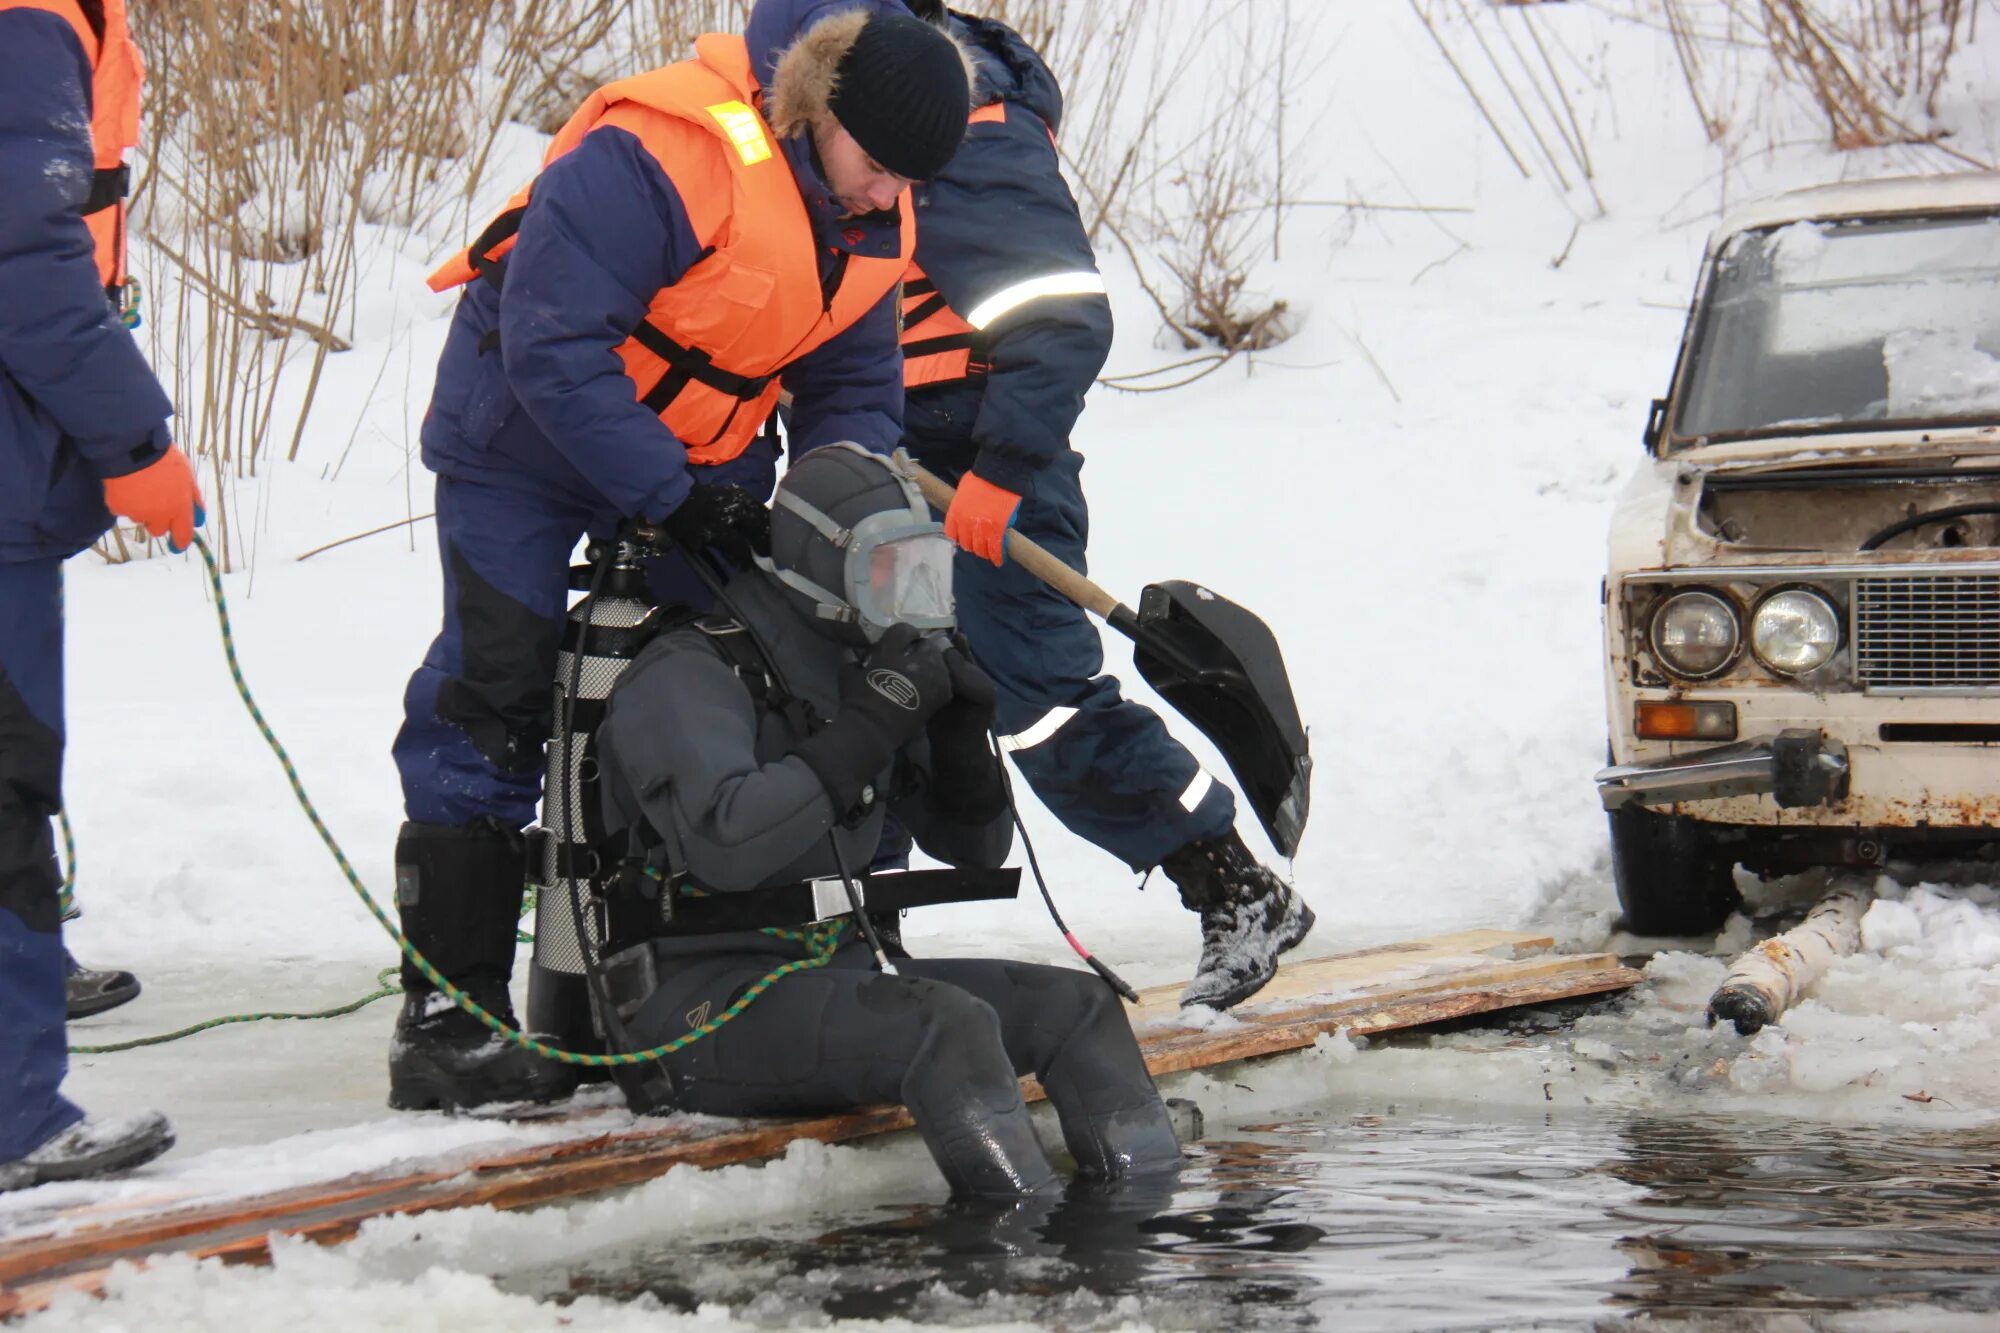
[705, 101, 773, 166]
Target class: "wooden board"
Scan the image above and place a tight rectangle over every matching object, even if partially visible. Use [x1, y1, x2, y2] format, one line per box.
[0, 931, 1638, 1316]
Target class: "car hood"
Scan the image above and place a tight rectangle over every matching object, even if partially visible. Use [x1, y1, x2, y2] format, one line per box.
[1615, 435, 2000, 574]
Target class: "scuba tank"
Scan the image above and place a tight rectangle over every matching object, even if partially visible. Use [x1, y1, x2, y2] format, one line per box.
[524, 534, 667, 1055]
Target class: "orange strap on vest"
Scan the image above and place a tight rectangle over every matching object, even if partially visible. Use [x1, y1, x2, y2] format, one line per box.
[900, 269, 986, 389]
[898, 102, 1014, 391]
[428, 34, 915, 466]
[1, 0, 143, 299]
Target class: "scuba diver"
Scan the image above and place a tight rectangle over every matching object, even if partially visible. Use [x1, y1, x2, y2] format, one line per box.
[588, 444, 1183, 1196]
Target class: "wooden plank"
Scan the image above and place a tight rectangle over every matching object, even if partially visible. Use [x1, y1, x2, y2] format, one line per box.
[1128, 929, 1558, 1026]
[0, 933, 1639, 1317]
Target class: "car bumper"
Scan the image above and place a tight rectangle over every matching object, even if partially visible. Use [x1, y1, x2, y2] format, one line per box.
[1596, 730, 1851, 811]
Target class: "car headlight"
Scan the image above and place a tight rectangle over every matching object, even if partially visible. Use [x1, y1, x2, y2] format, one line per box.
[1649, 591, 1739, 678]
[1751, 589, 1840, 675]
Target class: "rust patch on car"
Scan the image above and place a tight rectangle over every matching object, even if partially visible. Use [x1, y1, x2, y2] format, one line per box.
[1871, 792, 2000, 828]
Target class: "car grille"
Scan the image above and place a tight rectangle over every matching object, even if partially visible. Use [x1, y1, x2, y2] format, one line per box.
[1853, 574, 2000, 690]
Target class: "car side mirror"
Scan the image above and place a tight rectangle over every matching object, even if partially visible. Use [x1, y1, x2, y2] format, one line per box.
[1642, 397, 1667, 454]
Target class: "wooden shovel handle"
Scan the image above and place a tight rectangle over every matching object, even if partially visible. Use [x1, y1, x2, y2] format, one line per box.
[906, 461, 1123, 623]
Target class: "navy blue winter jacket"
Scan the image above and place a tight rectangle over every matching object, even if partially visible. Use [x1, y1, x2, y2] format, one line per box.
[0, 9, 173, 564]
[421, 0, 913, 520]
[902, 10, 1112, 495]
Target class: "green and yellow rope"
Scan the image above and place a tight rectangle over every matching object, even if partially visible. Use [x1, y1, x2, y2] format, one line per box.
[71, 533, 836, 1065]
[69, 968, 401, 1055]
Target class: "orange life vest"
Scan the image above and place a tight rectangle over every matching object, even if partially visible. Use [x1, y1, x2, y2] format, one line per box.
[430, 33, 915, 467]
[0, 0, 143, 302]
[898, 102, 1009, 391]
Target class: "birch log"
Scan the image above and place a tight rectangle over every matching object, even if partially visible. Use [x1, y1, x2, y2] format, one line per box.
[1707, 884, 1871, 1035]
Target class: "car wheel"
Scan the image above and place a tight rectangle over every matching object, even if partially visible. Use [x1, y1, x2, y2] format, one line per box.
[1607, 805, 1742, 936]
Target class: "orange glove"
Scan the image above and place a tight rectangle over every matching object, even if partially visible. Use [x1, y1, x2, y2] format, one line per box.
[103, 445, 206, 554]
[943, 472, 1021, 567]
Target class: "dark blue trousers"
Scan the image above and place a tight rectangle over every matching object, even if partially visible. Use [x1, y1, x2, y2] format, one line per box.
[0, 558, 85, 1163]
[394, 476, 602, 829]
[395, 450, 776, 829]
[901, 445, 1234, 870]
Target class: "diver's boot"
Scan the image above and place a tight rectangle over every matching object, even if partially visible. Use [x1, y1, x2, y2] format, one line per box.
[387, 821, 576, 1112]
[0, 1111, 174, 1193]
[922, 1100, 1063, 1198]
[1163, 828, 1315, 1010]
[64, 950, 140, 1019]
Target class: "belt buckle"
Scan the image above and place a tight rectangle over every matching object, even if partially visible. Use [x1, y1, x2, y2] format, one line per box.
[598, 942, 660, 1027]
[809, 877, 860, 921]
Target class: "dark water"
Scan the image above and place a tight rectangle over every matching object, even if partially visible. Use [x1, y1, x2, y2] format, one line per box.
[530, 1109, 2000, 1331]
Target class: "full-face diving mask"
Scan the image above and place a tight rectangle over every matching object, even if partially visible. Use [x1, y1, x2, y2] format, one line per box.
[757, 443, 956, 643]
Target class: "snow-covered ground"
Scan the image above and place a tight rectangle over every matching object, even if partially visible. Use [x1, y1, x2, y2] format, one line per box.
[17, 2, 2000, 1326]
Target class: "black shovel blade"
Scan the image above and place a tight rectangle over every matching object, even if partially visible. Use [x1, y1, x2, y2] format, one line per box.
[1128, 580, 1312, 857]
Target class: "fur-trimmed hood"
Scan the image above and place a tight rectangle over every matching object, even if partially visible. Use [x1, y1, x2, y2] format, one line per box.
[747, 0, 975, 140]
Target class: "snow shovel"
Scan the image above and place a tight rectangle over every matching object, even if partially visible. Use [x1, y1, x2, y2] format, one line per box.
[906, 460, 1312, 857]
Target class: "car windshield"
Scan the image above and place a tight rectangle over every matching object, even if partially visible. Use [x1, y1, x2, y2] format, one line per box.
[1670, 211, 2000, 447]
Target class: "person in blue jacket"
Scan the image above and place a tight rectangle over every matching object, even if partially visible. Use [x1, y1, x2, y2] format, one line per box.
[883, 0, 1316, 1010]
[389, 0, 974, 1111]
[2, 0, 200, 1190]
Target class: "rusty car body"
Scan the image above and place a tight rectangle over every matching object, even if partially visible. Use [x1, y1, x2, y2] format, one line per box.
[1598, 174, 2000, 933]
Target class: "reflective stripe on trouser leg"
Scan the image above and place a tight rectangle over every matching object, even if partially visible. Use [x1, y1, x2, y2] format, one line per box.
[917, 448, 1236, 869]
[0, 558, 85, 1161]
[394, 475, 597, 829]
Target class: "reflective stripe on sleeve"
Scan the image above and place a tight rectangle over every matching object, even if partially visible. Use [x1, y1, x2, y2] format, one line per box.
[1178, 771, 1215, 813]
[997, 705, 1079, 752]
[965, 272, 1108, 330]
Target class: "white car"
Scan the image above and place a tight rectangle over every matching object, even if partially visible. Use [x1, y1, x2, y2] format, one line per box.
[1597, 173, 2000, 935]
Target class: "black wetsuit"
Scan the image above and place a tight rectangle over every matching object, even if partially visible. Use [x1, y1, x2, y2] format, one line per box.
[594, 572, 1179, 1195]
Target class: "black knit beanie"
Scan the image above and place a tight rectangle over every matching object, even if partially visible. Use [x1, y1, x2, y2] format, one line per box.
[827, 12, 969, 181]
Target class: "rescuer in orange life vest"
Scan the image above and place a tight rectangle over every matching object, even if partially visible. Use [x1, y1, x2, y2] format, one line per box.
[388, 4, 975, 1112]
[2, 0, 199, 1189]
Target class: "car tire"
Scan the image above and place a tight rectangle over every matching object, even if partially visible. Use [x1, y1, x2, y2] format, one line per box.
[1607, 805, 1742, 936]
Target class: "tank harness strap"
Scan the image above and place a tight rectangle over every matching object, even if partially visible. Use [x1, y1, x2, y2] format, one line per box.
[644, 867, 1021, 937]
[699, 611, 822, 738]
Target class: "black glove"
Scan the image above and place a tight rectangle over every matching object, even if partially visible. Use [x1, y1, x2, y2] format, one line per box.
[795, 625, 953, 812]
[924, 643, 1005, 818]
[657, 483, 771, 568]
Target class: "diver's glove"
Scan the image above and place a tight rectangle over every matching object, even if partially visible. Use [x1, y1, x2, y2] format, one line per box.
[795, 625, 952, 813]
[923, 641, 1005, 817]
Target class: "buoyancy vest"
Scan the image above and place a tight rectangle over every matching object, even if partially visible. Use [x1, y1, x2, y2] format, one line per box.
[898, 102, 1008, 391]
[430, 34, 915, 467]
[0, 0, 143, 304]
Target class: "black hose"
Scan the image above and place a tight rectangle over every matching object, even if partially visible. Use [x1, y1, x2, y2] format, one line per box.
[988, 731, 1140, 1004]
[1858, 503, 2000, 552]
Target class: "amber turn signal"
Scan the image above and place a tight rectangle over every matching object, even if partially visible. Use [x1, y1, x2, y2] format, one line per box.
[1634, 700, 1737, 741]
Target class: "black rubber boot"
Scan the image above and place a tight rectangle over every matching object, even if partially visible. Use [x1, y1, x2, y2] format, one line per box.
[64, 949, 140, 1019]
[0, 1111, 174, 1192]
[899, 982, 1061, 1198]
[388, 821, 577, 1112]
[1161, 828, 1315, 1010]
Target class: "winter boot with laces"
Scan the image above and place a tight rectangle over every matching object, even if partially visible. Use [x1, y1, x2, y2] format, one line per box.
[387, 821, 577, 1112]
[0, 1110, 175, 1193]
[65, 949, 141, 1019]
[1161, 828, 1315, 1010]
